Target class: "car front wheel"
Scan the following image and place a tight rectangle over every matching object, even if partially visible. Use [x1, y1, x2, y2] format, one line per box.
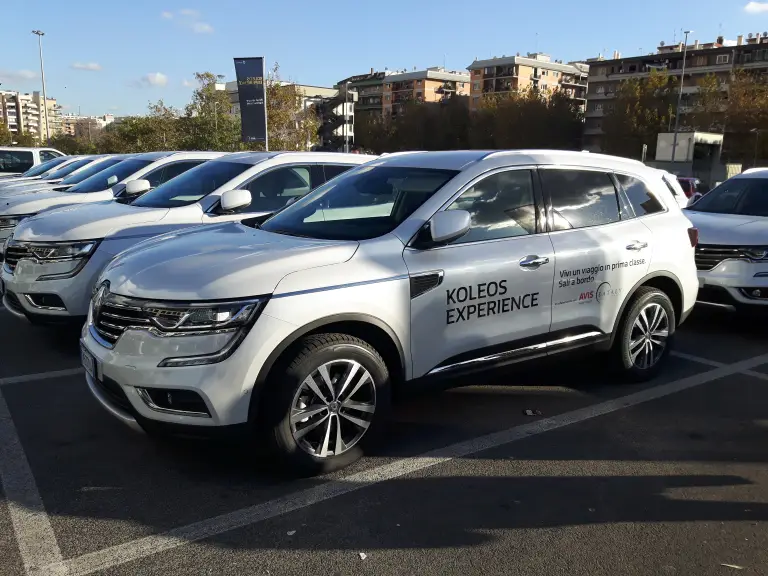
[263, 333, 391, 475]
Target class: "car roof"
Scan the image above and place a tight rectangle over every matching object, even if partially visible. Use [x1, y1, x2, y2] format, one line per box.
[162, 151, 230, 160]
[132, 151, 177, 160]
[0, 147, 64, 153]
[213, 151, 378, 165]
[732, 169, 768, 179]
[371, 149, 650, 173]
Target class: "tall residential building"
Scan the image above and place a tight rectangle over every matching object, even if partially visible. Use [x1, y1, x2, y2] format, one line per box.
[382, 67, 471, 116]
[336, 70, 395, 117]
[0, 90, 61, 139]
[61, 113, 115, 138]
[583, 33, 768, 152]
[466, 53, 589, 111]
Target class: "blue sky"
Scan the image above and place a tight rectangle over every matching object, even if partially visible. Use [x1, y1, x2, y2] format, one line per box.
[2, 0, 767, 116]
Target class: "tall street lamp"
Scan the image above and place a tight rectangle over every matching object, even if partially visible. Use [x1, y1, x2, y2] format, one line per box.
[671, 30, 693, 163]
[31, 30, 50, 145]
[752, 128, 764, 168]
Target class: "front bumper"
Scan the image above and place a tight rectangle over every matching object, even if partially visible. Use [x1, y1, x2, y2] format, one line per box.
[1, 248, 113, 321]
[80, 310, 297, 429]
[697, 259, 768, 310]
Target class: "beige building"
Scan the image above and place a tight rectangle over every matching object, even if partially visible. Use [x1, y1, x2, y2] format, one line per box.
[61, 113, 115, 138]
[382, 67, 470, 116]
[583, 33, 768, 151]
[0, 90, 61, 140]
[466, 53, 589, 111]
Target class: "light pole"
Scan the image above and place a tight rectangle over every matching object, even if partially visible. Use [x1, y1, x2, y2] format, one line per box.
[31, 30, 50, 146]
[752, 128, 763, 168]
[671, 30, 692, 163]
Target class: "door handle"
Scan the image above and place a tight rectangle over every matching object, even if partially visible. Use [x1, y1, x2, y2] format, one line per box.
[519, 255, 550, 269]
[626, 241, 648, 251]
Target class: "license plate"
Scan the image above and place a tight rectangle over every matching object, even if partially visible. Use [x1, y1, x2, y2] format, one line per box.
[81, 345, 97, 380]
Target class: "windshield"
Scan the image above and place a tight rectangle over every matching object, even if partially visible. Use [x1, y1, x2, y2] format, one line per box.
[67, 158, 153, 194]
[42, 157, 94, 180]
[20, 156, 70, 177]
[132, 161, 251, 208]
[687, 178, 768, 217]
[59, 157, 124, 185]
[260, 165, 459, 240]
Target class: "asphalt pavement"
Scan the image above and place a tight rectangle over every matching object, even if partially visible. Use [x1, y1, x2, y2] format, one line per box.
[0, 306, 766, 576]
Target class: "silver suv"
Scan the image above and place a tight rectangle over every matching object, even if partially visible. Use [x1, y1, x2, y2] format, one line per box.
[81, 150, 700, 473]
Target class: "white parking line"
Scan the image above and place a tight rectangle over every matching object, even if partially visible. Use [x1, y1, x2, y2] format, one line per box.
[672, 351, 768, 382]
[36, 351, 768, 576]
[0, 390, 66, 576]
[0, 369, 83, 388]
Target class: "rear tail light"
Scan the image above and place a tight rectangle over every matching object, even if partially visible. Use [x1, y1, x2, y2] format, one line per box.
[688, 227, 699, 247]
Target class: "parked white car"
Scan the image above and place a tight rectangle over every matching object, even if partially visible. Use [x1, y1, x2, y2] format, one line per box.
[0, 155, 117, 194]
[2, 152, 375, 322]
[685, 170, 768, 311]
[0, 147, 65, 176]
[0, 155, 72, 185]
[78, 150, 698, 473]
[0, 152, 224, 247]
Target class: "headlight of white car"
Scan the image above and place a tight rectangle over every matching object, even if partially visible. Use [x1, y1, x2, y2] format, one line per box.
[20, 240, 101, 281]
[743, 248, 768, 261]
[0, 215, 33, 230]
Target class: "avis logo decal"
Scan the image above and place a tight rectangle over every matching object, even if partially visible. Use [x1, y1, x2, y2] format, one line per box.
[578, 291, 594, 301]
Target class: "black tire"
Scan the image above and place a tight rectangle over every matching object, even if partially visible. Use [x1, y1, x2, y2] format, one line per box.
[611, 286, 676, 382]
[261, 333, 391, 475]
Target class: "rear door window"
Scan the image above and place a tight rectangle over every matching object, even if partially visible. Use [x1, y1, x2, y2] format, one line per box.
[0, 151, 34, 174]
[616, 174, 665, 217]
[540, 169, 621, 230]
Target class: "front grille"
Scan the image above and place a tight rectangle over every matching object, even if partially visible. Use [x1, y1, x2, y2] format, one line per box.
[93, 300, 151, 345]
[695, 245, 747, 271]
[95, 375, 133, 412]
[3, 244, 30, 273]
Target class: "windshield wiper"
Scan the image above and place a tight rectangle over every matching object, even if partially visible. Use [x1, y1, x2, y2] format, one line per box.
[265, 228, 314, 238]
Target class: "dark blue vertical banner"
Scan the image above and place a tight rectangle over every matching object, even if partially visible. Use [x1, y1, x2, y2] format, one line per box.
[233, 57, 268, 144]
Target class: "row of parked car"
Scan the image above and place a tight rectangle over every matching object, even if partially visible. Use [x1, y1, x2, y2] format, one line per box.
[0, 148, 765, 474]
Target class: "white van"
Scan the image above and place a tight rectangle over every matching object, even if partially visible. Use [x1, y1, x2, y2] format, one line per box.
[0, 155, 72, 184]
[0, 147, 65, 176]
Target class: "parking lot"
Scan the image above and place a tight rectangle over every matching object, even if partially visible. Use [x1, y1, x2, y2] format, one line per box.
[0, 306, 767, 576]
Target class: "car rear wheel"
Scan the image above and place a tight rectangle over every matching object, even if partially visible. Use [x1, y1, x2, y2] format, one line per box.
[612, 287, 676, 382]
[262, 333, 391, 475]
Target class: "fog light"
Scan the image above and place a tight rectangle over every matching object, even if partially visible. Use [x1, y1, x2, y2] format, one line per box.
[752, 289, 762, 298]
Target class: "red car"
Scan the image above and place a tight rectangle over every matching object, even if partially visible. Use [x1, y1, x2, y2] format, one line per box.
[676, 177, 703, 198]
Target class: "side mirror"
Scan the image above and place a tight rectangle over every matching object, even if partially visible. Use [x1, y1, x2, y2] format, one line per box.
[107, 175, 119, 186]
[125, 179, 151, 196]
[220, 189, 252, 212]
[422, 210, 471, 247]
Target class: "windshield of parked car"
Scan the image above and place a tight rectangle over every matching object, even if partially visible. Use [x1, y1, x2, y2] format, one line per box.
[59, 157, 124, 186]
[686, 178, 768, 217]
[67, 158, 153, 194]
[19, 156, 70, 177]
[41, 157, 94, 180]
[259, 165, 459, 240]
[132, 161, 252, 208]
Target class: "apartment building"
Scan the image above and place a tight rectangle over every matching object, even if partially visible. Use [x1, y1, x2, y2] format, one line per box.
[61, 113, 115, 138]
[336, 70, 395, 117]
[583, 33, 768, 152]
[466, 53, 589, 111]
[381, 67, 471, 116]
[0, 90, 61, 140]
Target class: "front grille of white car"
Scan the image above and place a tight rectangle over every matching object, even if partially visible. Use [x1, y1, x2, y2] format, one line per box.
[3, 244, 30, 274]
[93, 300, 152, 345]
[694, 245, 748, 271]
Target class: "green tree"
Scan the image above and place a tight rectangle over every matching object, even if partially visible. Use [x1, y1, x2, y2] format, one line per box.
[721, 70, 768, 166]
[179, 72, 240, 151]
[14, 132, 38, 147]
[688, 74, 725, 132]
[0, 120, 12, 145]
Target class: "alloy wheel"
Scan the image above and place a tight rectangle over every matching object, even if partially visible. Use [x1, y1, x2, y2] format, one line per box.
[629, 302, 669, 369]
[289, 359, 376, 458]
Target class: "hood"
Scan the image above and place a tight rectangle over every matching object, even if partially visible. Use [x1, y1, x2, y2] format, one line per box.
[102, 222, 359, 300]
[12, 201, 169, 242]
[0, 189, 112, 217]
[0, 182, 64, 198]
[0, 175, 42, 187]
[685, 211, 768, 245]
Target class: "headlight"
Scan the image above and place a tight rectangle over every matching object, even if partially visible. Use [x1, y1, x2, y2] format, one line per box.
[0, 215, 32, 230]
[145, 299, 264, 333]
[22, 240, 101, 281]
[743, 248, 768, 261]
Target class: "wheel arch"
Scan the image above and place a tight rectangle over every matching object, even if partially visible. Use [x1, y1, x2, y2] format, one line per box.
[248, 313, 407, 419]
[608, 271, 684, 347]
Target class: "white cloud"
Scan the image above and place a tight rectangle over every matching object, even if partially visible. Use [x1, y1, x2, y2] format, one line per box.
[132, 72, 168, 88]
[745, 1, 768, 13]
[160, 8, 213, 33]
[182, 79, 196, 88]
[71, 62, 102, 71]
[0, 69, 37, 83]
